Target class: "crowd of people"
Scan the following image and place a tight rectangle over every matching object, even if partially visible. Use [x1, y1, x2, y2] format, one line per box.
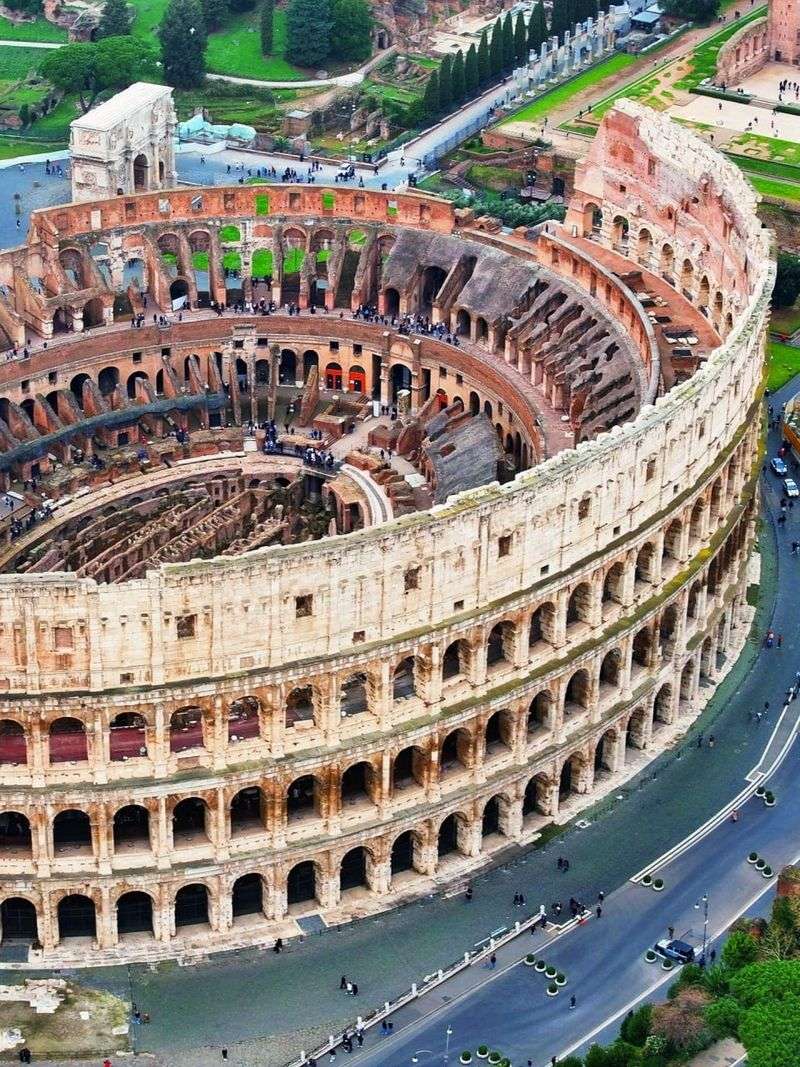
[353, 303, 464, 347]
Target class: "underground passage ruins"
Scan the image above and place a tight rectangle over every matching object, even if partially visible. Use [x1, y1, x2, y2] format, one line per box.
[0, 100, 774, 964]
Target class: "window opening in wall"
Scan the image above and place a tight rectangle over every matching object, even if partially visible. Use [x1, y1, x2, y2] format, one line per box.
[498, 535, 512, 558]
[404, 567, 420, 591]
[295, 595, 313, 618]
[176, 614, 196, 639]
[454, 599, 464, 611]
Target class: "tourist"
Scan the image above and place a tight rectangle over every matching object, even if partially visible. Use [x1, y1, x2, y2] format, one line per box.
[569, 995, 576, 1009]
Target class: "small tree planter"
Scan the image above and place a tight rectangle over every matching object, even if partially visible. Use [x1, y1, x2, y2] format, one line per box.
[747, 852, 759, 864]
[661, 959, 674, 971]
[763, 865, 773, 879]
[534, 959, 547, 972]
[755, 785, 766, 797]
[755, 858, 766, 871]
[524, 955, 536, 967]
[546, 982, 559, 997]
[476, 1048, 489, 1060]
[555, 973, 567, 987]
[487, 1053, 501, 1066]
[764, 792, 776, 807]
[545, 965, 557, 979]
[641, 873, 653, 887]
[645, 949, 658, 963]
[460, 1054, 473, 1065]
[652, 878, 665, 892]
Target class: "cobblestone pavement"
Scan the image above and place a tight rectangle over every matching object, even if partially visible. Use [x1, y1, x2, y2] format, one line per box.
[21, 389, 793, 1067]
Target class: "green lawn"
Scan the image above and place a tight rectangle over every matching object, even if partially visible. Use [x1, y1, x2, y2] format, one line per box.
[28, 93, 78, 137]
[728, 132, 800, 165]
[0, 15, 66, 41]
[206, 9, 305, 81]
[674, 6, 767, 89]
[130, 0, 169, 40]
[767, 341, 800, 389]
[501, 52, 636, 126]
[770, 305, 800, 339]
[730, 152, 800, 183]
[0, 44, 52, 80]
[748, 174, 800, 203]
[0, 136, 64, 158]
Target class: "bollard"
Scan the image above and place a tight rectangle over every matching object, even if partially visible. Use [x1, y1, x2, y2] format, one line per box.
[438, 968, 443, 980]
[357, 1016, 363, 1027]
[328, 1034, 334, 1046]
[514, 921, 520, 933]
[464, 951, 470, 964]
[411, 982, 417, 995]
[385, 1001, 390, 1012]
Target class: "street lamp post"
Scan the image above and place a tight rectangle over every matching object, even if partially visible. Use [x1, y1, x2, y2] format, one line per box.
[694, 893, 709, 965]
[410, 1025, 454, 1064]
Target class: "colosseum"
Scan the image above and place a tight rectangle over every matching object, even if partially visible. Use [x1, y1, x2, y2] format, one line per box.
[0, 99, 773, 964]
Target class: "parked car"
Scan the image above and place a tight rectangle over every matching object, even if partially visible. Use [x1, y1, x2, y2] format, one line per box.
[784, 478, 799, 499]
[653, 938, 695, 964]
[771, 457, 788, 476]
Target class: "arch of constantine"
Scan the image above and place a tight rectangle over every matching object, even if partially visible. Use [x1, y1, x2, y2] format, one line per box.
[0, 99, 774, 964]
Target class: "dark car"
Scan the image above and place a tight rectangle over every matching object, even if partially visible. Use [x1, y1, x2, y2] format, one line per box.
[771, 456, 788, 476]
[653, 938, 695, 964]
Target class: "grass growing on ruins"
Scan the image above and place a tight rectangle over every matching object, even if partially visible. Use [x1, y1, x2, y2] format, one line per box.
[206, 9, 305, 82]
[500, 52, 636, 127]
[0, 984, 130, 1058]
[766, 340, 800, 388]
[748, 174, 800, 204]
[729, 132, 800, 165]
[0, 15, 66, 42]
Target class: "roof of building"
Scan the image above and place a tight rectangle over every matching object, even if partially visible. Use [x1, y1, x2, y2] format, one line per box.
[631, 8, 663, 24]
[71, 83, 172, 133]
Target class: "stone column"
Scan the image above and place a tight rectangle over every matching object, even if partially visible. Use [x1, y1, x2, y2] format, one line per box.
[98, 886, 114, 948]
[155, 796, 171, 869]
[215, 787, 230, 861]
[30, 719, 46, 786]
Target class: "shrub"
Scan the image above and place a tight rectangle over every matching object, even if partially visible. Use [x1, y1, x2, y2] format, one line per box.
[477, 1048, 488, 1058]
[547, 982, 558, 994]
[545, 964, 557, 977]
[722, 931, 760, 971]
[706, 995, 742, 1039]
[653, 878, 664, 889]
[525, 954, 535, 964]
[764, 791, 775, 803]
[621, 1003, 653, 1046]
[460, 1054, 472, 1065]
[749, 852, 759, 861]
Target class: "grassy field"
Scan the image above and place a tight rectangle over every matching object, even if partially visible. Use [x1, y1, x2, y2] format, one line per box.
[748, 174, 800, 203]
[0, 14, 66, 41]
[174, 87, 280, 130]
[767, 340, 800, 390]
[501, 52, 636, 126]
[673, 9, 767, 90]
[728, 131, 800, 164]
[0, 44, 52, 81]
[0, 984, 129, 1058]
[730, 152, 800, 183]
[466, 162, 522, 191]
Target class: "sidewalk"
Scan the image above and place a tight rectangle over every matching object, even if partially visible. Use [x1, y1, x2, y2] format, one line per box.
[687, 1038, 746, 1066]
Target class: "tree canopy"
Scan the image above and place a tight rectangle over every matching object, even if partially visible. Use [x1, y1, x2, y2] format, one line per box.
[330, 0, 374, 62]
[260, 0, 274, 54]
[40, 36, 158, 113]
[661, 0, 720, 22]
[159, 0, 207, 88]
[97, 0, 132, 38]
[286, 0, 332, 67]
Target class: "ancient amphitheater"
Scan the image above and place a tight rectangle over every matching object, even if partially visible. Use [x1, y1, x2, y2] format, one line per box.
[0, 101, 774, 964]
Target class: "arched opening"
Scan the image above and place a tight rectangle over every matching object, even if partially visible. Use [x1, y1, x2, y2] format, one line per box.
[116, 892, 153, 936]
[634, 543, 655, 590]
[232, 873, 264, 919]
[98, 365, 119, 396]
[583, 202, 602, 235]
[456, 308, 471, 337]
[230, 787, 265, 834]
[0, 812, 31, 855]
[626, 707, 647, 750]
[440, 727, 471, 779]
[340, 846, 370, 893]
[475, 316, 488, 344]
[559, 754, 581, 800]
[170, 706, 204, 753]
[663, 520, 682, 565]
[227, 695, 260, 743]
[486, 621, 513, 670]
[528, 691, 552, 737]
[174, 883, 209, 928]
[0, 720, 26, 765]
[484, 710, 511, 759]
[302, 350, 318, 382]
[637, 228, 652, 264]
[392, 745, 426, 793]
[285, 687, 315, 727]
[109, 712, 147, 761]
[602, 562, 625, 612]
[49, 717, 88, 764]
[442, 639, 468, 681]
[482, 795, 505, 840]
[594, 729, 617, 776]
[523, 773, 551, 820]
[384, 287, 400, 317]
[70, 372, 91, 407]
[172, 797, 209, 846]
[390, 362, 412, 401]
[170, 278, 189, 310]
[420, 265, 447, 315]
[566, 583, 592, 630]
[659, 604, 679, 654]
[324, 361, 343, 390]
[437, 812, 466, 859]
[612, 215, 629, 249]
[112, 805, 150, 851]
[564, 669, 590, 718]
[279, 349, 297, 384]
[287, 861, 317, 907]
[632, 626, 653, 669]
[529, 602, 555, 650]
[127, 370, 149, 399]
[393, 657, 417, 700]
[0, 898, 37, 942]
[57, 894, 96, 939]
[340, 673, 368, 716]
[390, 829, 420, 878]
[341, 761, 375, 809]
[680, 258, 694, 295]
[133, 153, 148, 190]
[599, 648, 622, 692]
[286, 775, 319, 822]
[654, 683, 674, 725]
[83, 296, 105, 329]
[348, 364, 366, 393]
[660, 244, 674, 278]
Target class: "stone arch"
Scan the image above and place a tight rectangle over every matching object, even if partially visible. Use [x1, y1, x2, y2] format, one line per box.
[523, 772, 552, 819]
[341, 760, 377, 808]
[486, 620, 514, 669]
[529, 601, 556, 648]
[637, 227, 653, 263]
[126, 370, 148, 399]
[602, 561, 625, 609]
[594, 728, 618, 775]
[440, 726, 472, 778]
[133, 153, 149, 190]
[340, 845, 372, 893]
[0, 897, 38, 942]
[626, 705, 648, 750]
[230, 786, 266, 834]
[654, 682, 674, 725]
[287, 860, 318, 907]
[0, 719, 26, 765]
[659, 603, 680, 654]
[98, 365, 120, 396]
[631, 626, 653, 669]
[113, 804, 150, 851]
[57, 894, 96, 939]
[172, 796, 210, 844]
[170, 705, 205, 753]
[53, 809, 92, 853]
[564, 668, 591, 716]
[285, 686, 315, 727]
[484, 709, 513, 757]
[109, 712, 147, 761]
[663, 519, 683, 563]
[174, 883, 209, 928]
[612, 215, 629, 249]
[566, 582, 592, 628]
[340, 672, 369, 716]
[0, 811, 31, 854]
[528, 690, 553, 735]
[384, 287, 400, 317]
[680, 258, 694, 293]
[635, 542, 656, 588]
[393, 656, 417, 700]
[599, 647, 623, 689]
[227, 695, 261, 743]
[392, 745, 427, 792]
[49, 716, 88, 764]
[687, 579, 703, 620]
[83, 296, 105, 329]
[437, 811, 468, 859]
[116, 891, 154, 936]
[232, 873, 265, 920]
[559, 751, 584, 800]
[390, 828, 423, 877]
[286, 775, 321, 822]
[481, 793, 507, 839]
[442, 638, 469, 682]
[660, 243, 675, 276]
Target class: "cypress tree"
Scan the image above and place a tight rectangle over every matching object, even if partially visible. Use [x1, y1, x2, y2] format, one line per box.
[464, 42, 479, 96]
[528, 0, 547, 51]
[438, 53, 452, 113]
[514, 10, 527, 63]
[477, 29, 490, 84]
[550, 0, 572, 43]
[260, 0, 274, 54]
[502, 11, 515, 70]
[489, 19, 503, 77]
[451, 49, 465, 105]
[285, 0, 331, 67]
[98, 0, 132, 37]
[159, 0, 207, 88]
[422, 69, 439, 122]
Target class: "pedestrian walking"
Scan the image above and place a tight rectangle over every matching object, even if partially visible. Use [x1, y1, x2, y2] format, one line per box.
[778, 634, 783, 648]
[708, 734, 715, 748]
[569, 995, 576, 1009]
[598, 891, 604, 903]
[697, 733, 703, 748]
[465, 884, 473, 902]
[668, 926, 675, 939]
[346, 981, 353, 995]
[352, 983, 358, 996]
[340, 975, 347, 990]
[490, 953, 497, 969]
[222, 1049, 228, 1061]
[596, 905, 602, 919]
[557, 856, 564, 870]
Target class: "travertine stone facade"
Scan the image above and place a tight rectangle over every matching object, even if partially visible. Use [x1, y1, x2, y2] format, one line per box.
[0, 102, 774, 963]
